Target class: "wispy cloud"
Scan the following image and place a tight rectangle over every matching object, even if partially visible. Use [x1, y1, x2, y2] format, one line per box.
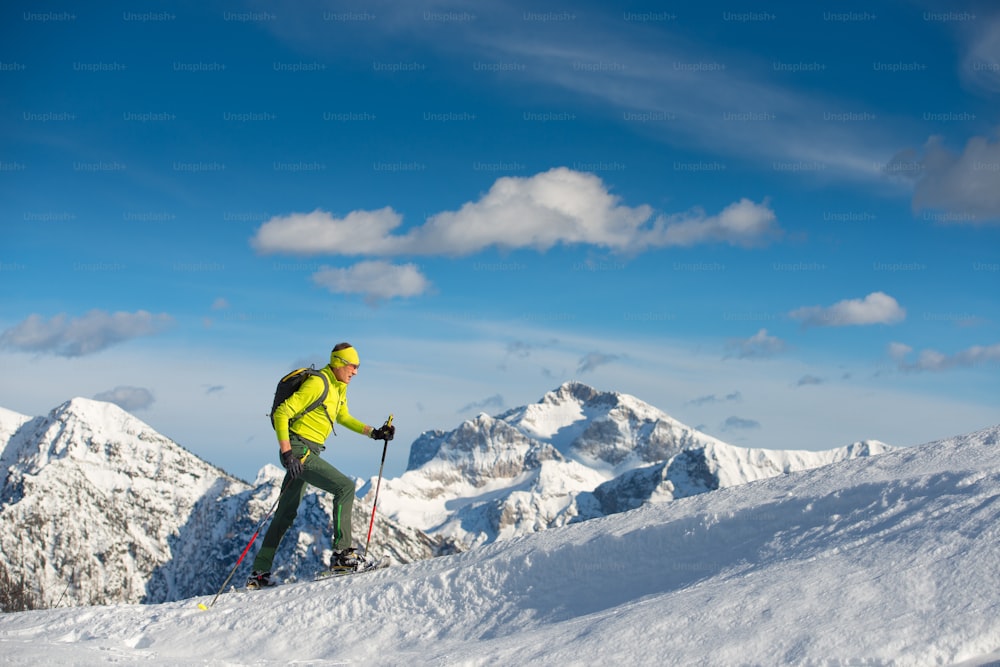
[255, 1, 910, 184]
[506, 341, 535, 359]
[0, 310, 173, 357]
[796, 375, 825, 387]
[458, 394, 505, 414]
[725, 329, 786, 359]
[959, 13, 1000, 95]
[891, 341, 1000, 372]
[459, 15, 901, 183]
[577, 351, 621, 373]
[499, 339, 561, 371]
[93, 386, 155, 411]
[720, 416, 761, 431]
[888, 342, 914, 362]
[687, 391, 742, 406]
[790, 292, 906, 328]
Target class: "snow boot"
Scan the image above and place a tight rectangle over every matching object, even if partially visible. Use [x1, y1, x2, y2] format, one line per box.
[331, 548, 360, 570]
[246, 570, 274, 590]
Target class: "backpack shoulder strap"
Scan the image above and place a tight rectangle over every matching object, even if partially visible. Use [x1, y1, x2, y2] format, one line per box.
[290, 369, 334, 429]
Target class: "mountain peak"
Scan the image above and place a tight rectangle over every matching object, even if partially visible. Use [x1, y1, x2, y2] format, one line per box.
[498, 382, 695, 468]
[21, 397, 164, 464]
[0, 396, 231, 490]
[55, 395, 143, 425]
[547, 381, 602, 404]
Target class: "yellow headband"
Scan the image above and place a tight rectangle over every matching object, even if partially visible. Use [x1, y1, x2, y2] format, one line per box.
[330, 346, 360, 368]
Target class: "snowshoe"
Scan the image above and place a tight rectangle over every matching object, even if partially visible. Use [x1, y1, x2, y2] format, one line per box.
[315, 555, 389, 581]
[246, 570, 275, 590]
[330, 548, 361, 571]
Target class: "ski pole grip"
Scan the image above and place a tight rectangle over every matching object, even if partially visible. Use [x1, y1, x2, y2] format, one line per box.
[381, 414, 393, 444]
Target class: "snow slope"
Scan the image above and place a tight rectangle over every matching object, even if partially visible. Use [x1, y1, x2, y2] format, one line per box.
[2, 425, 998, 666]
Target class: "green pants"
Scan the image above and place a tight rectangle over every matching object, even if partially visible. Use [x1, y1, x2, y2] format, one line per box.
[250, 435, 355, 573]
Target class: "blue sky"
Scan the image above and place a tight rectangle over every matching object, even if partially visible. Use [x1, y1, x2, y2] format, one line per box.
[2, 0, 998, 483]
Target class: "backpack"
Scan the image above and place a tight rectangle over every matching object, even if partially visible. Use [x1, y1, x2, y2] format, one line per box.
[269, 366, 333, 430]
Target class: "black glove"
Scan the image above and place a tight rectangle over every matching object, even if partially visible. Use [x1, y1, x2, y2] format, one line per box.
[281, 449, 304, 480]
[370, 424, 395, 441]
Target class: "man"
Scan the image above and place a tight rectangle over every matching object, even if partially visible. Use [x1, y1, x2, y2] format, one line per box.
[247, 342, 394, 589]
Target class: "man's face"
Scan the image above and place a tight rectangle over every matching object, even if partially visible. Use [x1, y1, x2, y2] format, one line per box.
[332, 362, 358, 384]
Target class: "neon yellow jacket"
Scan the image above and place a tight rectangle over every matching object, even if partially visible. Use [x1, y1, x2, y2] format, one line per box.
[273, 365, 366, 443]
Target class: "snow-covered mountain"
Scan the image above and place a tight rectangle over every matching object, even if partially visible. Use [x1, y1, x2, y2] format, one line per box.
[0, 384, 892, 609]
[2, 423, 998, 666]
[376, 381, 893, 548]
[0, 398, 447, 609]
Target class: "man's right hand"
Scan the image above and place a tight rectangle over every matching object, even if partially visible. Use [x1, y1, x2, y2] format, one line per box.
[281, 449, 304, 480]
[370, 424, 395, 441]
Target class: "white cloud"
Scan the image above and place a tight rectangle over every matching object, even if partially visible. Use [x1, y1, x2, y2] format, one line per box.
[252, 169, 780, 258]
[893, 341, 1000, 372]
[312, 260, 431, 302]
[887, 134, 1000, 223]
[654, 198, 780, 248]
[252, 207, 405, 255]
[410, 168, 655, 254]
[725, 328, 787, 359]
[93, 386, 155, 411]
[0, 310, 174, 357]
[790, 292, 906, 328]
